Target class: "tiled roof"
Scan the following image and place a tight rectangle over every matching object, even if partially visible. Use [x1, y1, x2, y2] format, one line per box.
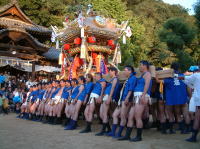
[43, 47, 60, 60]
[0, 0, 51, 35]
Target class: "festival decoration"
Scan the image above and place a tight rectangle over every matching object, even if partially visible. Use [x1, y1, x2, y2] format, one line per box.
[52, 5, 132, 79]
[107, 40, 115, 47]
[74, 37, 81, 45]
[63, 44, 70, 50]
[88, 36, 96, 43]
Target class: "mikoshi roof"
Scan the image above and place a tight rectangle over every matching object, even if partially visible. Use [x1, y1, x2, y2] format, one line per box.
[57, 16, 127, 43]
[43, 47, 61, 60]
[0, 0, 51, 35]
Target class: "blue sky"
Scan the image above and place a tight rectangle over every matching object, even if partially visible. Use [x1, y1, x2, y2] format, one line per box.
[163, 0, 198, 15]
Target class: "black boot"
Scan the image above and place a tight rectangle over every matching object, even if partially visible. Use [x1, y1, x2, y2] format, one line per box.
[95, 123, 106, 136]
[29, 114, 33, 120]
[169, 122, 176, 134]
[186, 129, 198, 142]
[182, 124, 190, 134]
[160, 123, 167, 134]
[53, 117, 58, 125]
[63, 117, 70, 126]
[32, 114, 37, 121]
[106, 122, 111, 133]
[143, 118, 150, 129]
[189, 120, 194, 132]
[48, 116, 54, 124]
[130, 128, 142, 142]
[118, 127, 133, 141]
[39, 115, 43, 122]
[178, 121, 185, 133]
[42, 116, 49, 123]
[80, 122, 92, 133]
[35, 115, 40, 121]
[56, 117, 62, 124]
[156, 121, 161, 131]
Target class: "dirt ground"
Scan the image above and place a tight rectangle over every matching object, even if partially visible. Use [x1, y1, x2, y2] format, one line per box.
[0, 113, 199, 149]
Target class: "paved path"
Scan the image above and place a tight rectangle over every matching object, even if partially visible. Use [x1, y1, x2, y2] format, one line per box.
[0, 114, 199, 149]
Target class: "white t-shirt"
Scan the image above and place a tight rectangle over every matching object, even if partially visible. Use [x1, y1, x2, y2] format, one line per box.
[184, 73, 200, 106]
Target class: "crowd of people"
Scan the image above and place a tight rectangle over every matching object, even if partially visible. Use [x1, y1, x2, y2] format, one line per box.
[0, 61, 199, 143]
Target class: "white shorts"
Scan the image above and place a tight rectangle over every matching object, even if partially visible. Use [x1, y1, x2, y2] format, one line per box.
[134, 92, 151, 104]
[189, 97, 196, 112]
[54, 96, 61, 105]
[22, 102, 27, 106]
[88, 93, 99, 104]
[103, 95, 109, 102]
[35, 98, 40, 104]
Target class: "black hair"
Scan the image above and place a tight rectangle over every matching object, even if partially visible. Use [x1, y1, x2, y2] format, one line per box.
[86, 74, 93, 82]
[109, 67, 118, 74]
[171, 62, 179, 71]
[60, 79, 66, 82]
[95, 72, 102, 78]
[140, 60, 150, 69]
[66, 80, 71, 86]
[55, 80, 60, 84]
[124, 65, 134, 73]
[71, 78, 78, 85]
[79, 76, 86, 83]
[156, 67, 163, 71]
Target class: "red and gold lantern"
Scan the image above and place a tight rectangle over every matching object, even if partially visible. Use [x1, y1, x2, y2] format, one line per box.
[110, 45, 116, 50]
[74, 37, 81, 45]
[107, 40, 115, 47]
[63, 44, 70, 50]
[88, 36, 96, 43]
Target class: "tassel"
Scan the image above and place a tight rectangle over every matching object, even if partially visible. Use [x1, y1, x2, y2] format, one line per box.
[81, 27, 84, 38]
[123, 35, 126, 44]
[58, 53, 63, 65]
[80, 38, 86, 59]
[159, 81, 164, 94]
[116, 50, 121, 64]
[56, 40, 59, 49]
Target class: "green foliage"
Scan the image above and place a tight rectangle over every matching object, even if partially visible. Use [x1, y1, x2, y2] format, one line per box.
[159, 18, 196, 52]
[159, 17, 196, 71]
[194, 0, 200, 30]
[18, 0, 66, 27]
[0, 0, 10, 6]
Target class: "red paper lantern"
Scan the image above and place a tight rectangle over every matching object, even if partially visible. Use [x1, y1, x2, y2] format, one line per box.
[74, 37, 81, 45]
[88, 36, 96, 43]
[63, 44, 70, 50]
[107, 40, 115, 46]
[110, 45, 116, 50]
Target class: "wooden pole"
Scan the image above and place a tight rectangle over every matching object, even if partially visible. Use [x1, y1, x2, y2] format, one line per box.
[32, 61, 35, 81]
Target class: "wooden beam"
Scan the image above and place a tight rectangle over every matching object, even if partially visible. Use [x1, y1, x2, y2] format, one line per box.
[0, 51, 41, 60]
[0, 43, 35, 53]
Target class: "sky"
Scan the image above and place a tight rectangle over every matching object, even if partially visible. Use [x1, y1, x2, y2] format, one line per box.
[163, 0, 198, 15]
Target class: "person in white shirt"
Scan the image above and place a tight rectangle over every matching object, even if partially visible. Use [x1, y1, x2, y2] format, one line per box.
[179, 66, 200, 142]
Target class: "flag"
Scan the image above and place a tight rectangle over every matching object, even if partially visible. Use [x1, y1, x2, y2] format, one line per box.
[77, 12, 84, 28]
[100, 59, 108, 74]
[125, 26, 132, 37]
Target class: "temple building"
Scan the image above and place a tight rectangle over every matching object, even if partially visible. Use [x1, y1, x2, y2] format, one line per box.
[0, 0, 54, 79]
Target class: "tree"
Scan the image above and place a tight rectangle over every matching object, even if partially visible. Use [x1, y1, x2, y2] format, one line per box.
[194, 0, 200, 30]
[18, 0, 66, 27]
[159, 17, 196, 71]
[0, 0, 9, 6]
